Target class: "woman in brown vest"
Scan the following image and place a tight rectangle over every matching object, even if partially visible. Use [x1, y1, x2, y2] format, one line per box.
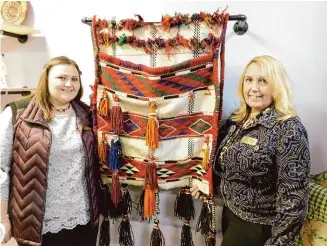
[0, 56, 103, 246]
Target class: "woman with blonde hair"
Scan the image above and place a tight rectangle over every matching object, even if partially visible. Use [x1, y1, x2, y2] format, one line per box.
[0, 56, 103, 246]
[191, 55, 310, 245]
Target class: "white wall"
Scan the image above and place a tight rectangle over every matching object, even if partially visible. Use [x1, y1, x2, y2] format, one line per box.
[2, 1, 327, 245]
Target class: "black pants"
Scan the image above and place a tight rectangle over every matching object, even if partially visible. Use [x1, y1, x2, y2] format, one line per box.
[221, 206, 272, 246]
[18, 222, 97, 246]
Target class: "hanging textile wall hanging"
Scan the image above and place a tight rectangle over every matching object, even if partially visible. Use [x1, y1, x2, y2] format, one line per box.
[90, 9, 229, 246]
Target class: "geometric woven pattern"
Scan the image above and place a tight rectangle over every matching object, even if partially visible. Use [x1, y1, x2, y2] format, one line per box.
[91, 12, 229, 196]
[189, 119, 212, 134]
[120, 163, 140, 176]
[190, 164, 207, 176]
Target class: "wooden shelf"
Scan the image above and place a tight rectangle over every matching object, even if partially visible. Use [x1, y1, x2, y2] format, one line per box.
[0, 23, 40, 43]
[0, 87, 36, 95]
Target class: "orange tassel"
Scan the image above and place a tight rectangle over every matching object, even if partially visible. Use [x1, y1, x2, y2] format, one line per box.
[111, 95, 123, 134]
[201, 139, 209, 170]
[144, 185, 156, 219]
[146, 102, 159, 150]
[98, 134, 108, 164]
[98, 89, 110, 117]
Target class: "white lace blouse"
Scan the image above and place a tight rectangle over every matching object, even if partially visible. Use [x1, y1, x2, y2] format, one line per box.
[0, 107, 90, 234]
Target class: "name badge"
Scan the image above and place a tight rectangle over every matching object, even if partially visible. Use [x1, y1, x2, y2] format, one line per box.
[241, 136, 258, 146]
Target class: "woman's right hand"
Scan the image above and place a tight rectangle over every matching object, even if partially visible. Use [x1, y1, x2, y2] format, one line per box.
[190, 185, 203, 200]
[1, 216, 12, 244]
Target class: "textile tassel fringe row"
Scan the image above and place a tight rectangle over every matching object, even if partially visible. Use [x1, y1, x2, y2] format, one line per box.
[150, 219, 165, 246]
[111, 95, 123, 134]
[111, 171, 121, 208]
[195, 199, 210, 235]
[181, 220, 195, 246]
[99, 134, 108, 164]
[146, 102, 159, 150]
[109, 136, 121, 170]
[98, 89, 110, 117]
[174, 187, 195, 220]
[144, 185, 156, 219]
[118, 215, 134, 246]
[99, 217, 110, 246]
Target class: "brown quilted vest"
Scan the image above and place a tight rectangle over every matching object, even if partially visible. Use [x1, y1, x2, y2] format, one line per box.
[8, 97, 103, 246]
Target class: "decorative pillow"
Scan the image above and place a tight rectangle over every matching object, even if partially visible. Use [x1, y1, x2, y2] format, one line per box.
[300, 219, 327, 246]
[312, 171, 327, 187]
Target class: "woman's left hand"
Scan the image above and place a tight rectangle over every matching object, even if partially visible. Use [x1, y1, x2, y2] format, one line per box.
[190, 185, 203, 200]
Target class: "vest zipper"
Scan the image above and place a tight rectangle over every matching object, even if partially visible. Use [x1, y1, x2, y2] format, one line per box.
[81, 128, 95, 226]
[40, 129, 52, 244]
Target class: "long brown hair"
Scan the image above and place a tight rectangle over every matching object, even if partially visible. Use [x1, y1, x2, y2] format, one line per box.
[34, 56, 83, 121]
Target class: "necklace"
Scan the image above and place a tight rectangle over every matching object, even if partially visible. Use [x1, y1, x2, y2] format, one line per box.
[55, 103, 71, 113]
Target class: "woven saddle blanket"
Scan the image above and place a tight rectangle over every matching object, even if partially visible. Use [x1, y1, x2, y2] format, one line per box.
[91, 11, 228, 197]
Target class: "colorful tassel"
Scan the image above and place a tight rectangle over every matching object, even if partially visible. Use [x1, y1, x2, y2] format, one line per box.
[99, 185, 111, 246]
[144, 185, 156, 219]
[201, 139, 209, 170]
[108, 198, 123, 219]
[98, 134, 108, 164]
[104, 183, 123, 219]
[174, 187, 195, 220]
[195, 198, 210, 235]
[99, 217, 110, 246]
[109, 136, 121, 170]
[205, 233, 216, 246]
[146, 102, 159, 150]
[181, 220, 195, 246]
[145, 160, 158, 190]
[137, 189, 145, 221]
[111, 171, 121, 208]
[98, 89, 110, 118]
[150, 219, 165, 246]
[118, 215, 134, 246]
[122, 184, 132, 215]
[111, 95, 123, 134]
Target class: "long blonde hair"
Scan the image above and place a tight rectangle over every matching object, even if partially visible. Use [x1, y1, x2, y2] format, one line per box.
[34, 56, 83, 121]
[231, 55, 296, 122]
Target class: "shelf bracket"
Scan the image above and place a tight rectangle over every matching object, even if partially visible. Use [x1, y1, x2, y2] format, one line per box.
[0, 30, 28, 43]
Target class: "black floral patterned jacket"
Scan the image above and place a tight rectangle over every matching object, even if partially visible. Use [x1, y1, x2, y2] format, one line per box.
[213, 106, 311, 246]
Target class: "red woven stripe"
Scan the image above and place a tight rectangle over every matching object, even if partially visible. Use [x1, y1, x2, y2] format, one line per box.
[98, 112, 219, 139]
[103, 158, 213, 182]
[99, 52, 213, 75]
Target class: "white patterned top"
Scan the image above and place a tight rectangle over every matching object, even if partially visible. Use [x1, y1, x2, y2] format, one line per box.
[0, 107, 90, 234]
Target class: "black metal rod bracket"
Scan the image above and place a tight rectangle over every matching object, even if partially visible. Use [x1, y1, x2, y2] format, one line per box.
[82, 14, 248, 35]
[0, 30, 28, 43]
[82, 14, 247, 24]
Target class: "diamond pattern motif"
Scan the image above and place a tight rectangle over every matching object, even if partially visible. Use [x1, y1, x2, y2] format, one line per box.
[159, 124, 176, 138]
[189, 119, 212, 134]
[157, 168, 175, 179]
[120, 163, 140, 176]
[123, 119, 141, 135]
[190, 164, 207, 176]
